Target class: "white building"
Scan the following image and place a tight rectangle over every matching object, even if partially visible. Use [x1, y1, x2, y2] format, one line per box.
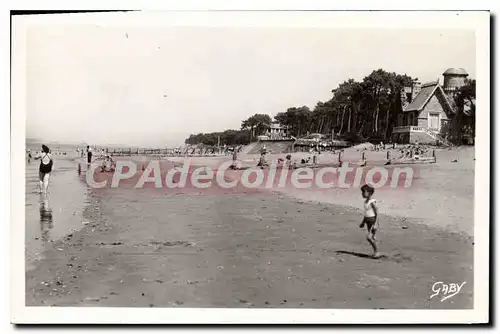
[265, 123, 288, 140]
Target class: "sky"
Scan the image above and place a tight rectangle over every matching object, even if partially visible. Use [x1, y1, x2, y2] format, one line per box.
[24, 25, 476, 147]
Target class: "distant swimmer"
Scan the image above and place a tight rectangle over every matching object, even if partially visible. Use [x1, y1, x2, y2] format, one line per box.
[35, 145, 53, 194]
[86, 145, 93, 164]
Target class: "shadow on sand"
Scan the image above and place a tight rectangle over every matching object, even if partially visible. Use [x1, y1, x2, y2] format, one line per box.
[335, 250, 387, 260]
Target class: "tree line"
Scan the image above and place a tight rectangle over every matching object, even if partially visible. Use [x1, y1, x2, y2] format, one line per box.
[447, 78, 476, 144]
[185, 69, 475, 146]
[184, 129, 252, 146]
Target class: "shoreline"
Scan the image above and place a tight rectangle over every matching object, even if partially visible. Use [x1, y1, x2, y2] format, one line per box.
[74, 147, 474, 236]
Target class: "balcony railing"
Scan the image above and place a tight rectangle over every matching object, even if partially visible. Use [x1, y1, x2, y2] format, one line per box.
[393, 126, 421, 133]
[392, 126, 441, 133]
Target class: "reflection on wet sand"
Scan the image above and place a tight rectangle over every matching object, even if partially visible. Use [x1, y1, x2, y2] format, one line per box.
[39, 194, 53, 243]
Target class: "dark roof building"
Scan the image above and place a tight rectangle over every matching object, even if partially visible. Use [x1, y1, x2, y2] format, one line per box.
[392, 68, 469, 144]
[403, 81, 454, 115]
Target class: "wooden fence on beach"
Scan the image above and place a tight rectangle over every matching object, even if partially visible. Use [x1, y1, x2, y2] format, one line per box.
[323, 148, 437, 167]
[105, 146, 239, 157]
[271, 148, 437, 170]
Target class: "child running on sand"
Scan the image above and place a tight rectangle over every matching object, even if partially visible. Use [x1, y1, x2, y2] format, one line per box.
[359, 184, 380, 259]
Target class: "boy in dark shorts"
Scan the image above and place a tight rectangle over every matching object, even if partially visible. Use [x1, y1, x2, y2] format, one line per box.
[359, 184, 380, 258]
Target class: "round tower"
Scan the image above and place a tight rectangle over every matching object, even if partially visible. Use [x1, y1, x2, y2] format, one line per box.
[442, 68, 469, 96]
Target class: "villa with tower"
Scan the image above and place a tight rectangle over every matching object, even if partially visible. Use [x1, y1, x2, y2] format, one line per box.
[392, 68, 469, 144]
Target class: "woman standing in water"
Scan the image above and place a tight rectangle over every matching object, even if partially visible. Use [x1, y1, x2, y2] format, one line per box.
[36, 144, 53, 194]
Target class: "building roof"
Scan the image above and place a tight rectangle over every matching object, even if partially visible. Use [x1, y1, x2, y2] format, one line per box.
[404, 81, 438, 112]
[443, 68, 469, 76]
[403, 81, 455, 115]
[270, 123, 285, 129]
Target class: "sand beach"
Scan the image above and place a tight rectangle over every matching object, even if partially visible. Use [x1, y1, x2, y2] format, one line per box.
[25, 146, 474, 309]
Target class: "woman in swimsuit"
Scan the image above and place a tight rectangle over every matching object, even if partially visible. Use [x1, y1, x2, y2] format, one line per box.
[37, 144, 53, 194]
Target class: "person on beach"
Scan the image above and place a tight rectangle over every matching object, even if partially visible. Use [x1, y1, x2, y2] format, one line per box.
[86, 145, 93, 164]
[27, 149, 32, 163]
[359, 184, 380, 259]
[257, 152, 269, 168]
[313, 148, 319, 164]
[284, 154, 292, 169]
[35, 145, 53, 194]
[100, 155, 116, 172]
[231, 149, 238, 169]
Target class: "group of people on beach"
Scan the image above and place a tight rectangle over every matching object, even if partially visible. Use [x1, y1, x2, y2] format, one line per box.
[398, 141, 428, 160]
[182, 145, 242, 157]
[29, 142, 382, 260]
[99, 155, 116, 172]
[76, 145, 94, 164]
[77, 145, 116, 172]
[257, 151, 321, 170]
[28, 144, 104, 194]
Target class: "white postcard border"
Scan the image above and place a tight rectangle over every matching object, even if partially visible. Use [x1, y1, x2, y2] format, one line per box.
[10, 10, 490, 324]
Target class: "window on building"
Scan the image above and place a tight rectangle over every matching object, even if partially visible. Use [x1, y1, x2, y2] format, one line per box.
[409, 112, 417, 126]
[406, 92, 412, 103]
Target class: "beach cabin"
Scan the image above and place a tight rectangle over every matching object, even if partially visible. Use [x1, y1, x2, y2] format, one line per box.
[265, 123, 288, 140]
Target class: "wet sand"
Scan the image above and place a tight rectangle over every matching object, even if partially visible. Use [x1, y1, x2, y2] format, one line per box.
[25, 150, 474, 308]
[25, 155, 91, 270]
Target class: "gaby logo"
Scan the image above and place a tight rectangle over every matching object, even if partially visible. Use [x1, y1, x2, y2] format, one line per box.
[430, 281, 467, 302]
[85, 160, 416, 190]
